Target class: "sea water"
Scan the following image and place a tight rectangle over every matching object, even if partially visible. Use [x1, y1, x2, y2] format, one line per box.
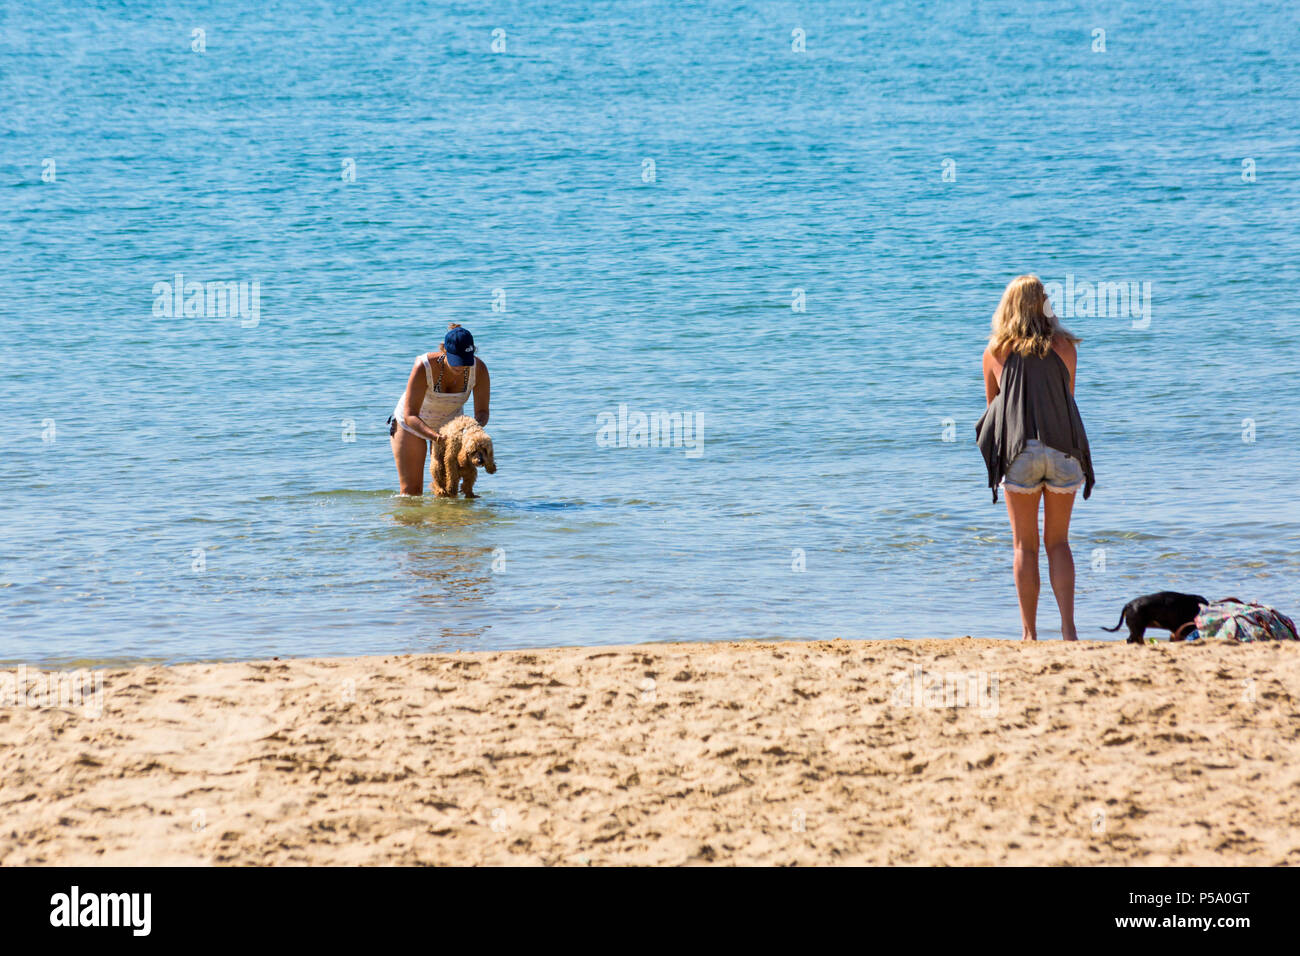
[2, 1, 1299, 664]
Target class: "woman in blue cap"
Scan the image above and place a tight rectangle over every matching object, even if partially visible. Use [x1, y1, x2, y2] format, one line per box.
[389, 324, 491, 495]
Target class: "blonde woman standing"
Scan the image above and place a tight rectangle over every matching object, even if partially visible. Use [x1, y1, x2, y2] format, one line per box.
[976, 276, 1095, 641]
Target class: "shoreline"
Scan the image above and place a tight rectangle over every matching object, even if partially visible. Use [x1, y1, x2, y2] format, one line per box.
[2, 637, 1297, 866]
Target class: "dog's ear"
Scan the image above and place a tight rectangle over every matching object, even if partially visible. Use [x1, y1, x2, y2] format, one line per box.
[484, 440, 496, 474]
[457, 436, 475, 468]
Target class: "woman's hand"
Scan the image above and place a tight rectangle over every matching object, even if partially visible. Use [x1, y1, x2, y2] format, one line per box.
[404, 413, 445, 445]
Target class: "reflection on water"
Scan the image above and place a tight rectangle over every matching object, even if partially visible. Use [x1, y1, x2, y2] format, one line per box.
[385, 495, 505, 529]
[386, 496, 501, 644]
[401, 545, 497, 608]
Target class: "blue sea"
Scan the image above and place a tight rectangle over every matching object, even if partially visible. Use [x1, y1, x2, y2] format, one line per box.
[3, 1, 1299, 665]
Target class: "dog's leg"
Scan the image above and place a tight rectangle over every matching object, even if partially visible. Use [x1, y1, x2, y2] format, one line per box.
[461, 466, 478, 499]
[1127, 623, 1147, 645]
[443, 444, 462, 497]
[431, 445, 448, 497]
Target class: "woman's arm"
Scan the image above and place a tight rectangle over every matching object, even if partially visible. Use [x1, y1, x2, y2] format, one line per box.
[982, 347, 1001, 404]
[1053, 336, 1077, 394]
[401, 358, 445, 444]
[473, 360, 490, 427]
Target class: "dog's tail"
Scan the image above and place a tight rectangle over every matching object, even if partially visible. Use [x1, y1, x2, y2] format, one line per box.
[1100, 608, 1126, 632]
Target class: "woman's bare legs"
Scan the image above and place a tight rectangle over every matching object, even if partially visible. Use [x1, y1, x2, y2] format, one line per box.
[1043, 489, 1079, 641]
[1005, 487, 1042, 640]
[391, 428, 428, 496]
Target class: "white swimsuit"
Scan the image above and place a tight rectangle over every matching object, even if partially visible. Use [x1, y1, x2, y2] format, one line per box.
[393, 353, 476, 438]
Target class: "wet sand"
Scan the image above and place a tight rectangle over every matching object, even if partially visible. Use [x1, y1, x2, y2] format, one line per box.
[2, 638, 1297, 866]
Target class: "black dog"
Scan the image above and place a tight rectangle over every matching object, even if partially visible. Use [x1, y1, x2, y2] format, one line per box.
[1101, 591, 1209, 644]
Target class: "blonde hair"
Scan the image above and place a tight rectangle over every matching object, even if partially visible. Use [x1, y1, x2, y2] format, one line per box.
[989, 275, 1079, 358]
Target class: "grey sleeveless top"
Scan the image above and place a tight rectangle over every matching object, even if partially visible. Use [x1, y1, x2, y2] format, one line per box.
[975, 350, 1095, 502]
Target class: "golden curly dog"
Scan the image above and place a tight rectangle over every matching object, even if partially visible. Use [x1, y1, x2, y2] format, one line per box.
[432, 415, 496, 498]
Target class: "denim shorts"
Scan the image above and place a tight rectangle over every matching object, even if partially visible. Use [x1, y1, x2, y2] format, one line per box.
[1002, 439, 1084, 495]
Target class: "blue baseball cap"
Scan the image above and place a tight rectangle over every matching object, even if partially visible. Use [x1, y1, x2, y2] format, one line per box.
[444, 326, 477, 366]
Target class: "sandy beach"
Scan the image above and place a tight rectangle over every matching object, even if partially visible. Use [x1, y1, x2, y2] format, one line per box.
[2, 638, 1297, 866]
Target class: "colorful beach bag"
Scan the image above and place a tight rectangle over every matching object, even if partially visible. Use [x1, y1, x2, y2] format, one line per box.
[1193, 599, 1299, 643]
